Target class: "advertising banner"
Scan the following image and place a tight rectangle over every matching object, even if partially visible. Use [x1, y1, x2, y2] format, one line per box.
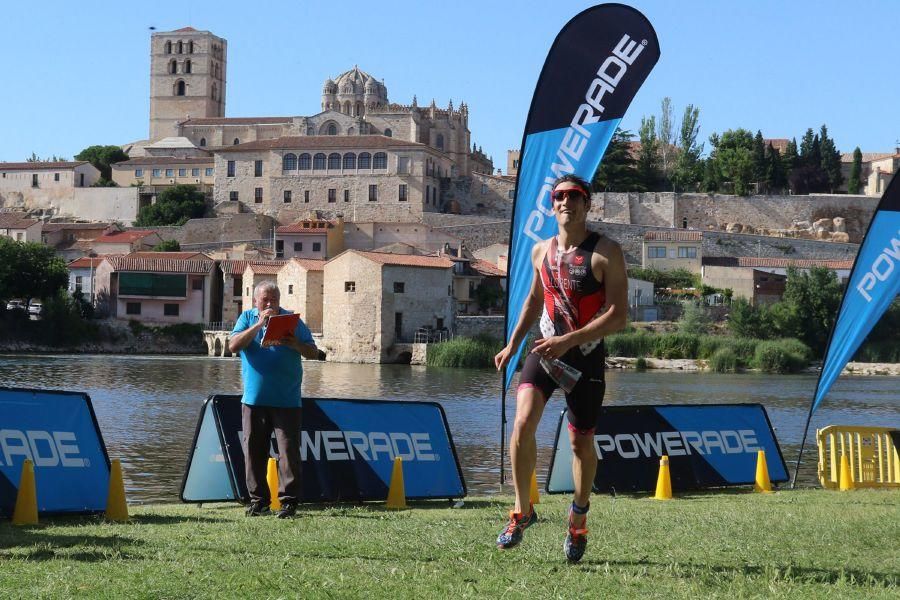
[181, 395, 466, 503]
[0, 387, 110, 515]
[547, 404, 787, 493]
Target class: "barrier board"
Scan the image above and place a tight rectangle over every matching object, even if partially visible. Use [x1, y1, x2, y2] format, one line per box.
[181, 395, 466, 503]
[548, 404, 787, 493]
[0, 387, 110, 515]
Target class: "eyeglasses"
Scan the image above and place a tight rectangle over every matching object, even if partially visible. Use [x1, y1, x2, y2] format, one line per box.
[551, 189, 586, 201]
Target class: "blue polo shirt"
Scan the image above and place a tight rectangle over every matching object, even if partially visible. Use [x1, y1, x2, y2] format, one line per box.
[231, 308, 314, 408]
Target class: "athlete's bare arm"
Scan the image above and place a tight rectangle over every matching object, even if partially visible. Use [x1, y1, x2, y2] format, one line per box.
[531, 236, 627, 359]
[494, 241, 548, 371]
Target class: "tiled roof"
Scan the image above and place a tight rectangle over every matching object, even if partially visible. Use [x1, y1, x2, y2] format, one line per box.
[470, 259, 505, 277]
[42, 222, 111, 232]
[644, 230, 702, 242]
[219, 259, 287, 275]
[703, 257, 854, 270]
[0, 161, 90, 171]
[67, 257, 106, 269]
[216, 135, 426, 152]
[276, 220, 335, 234]
[344, 250, 454, 269]
[182, 117, 293, 126]
[245, 263, 283, 275]
[0, 213, 40, 228]
[94, 230, 158, 243]
[114, 157, 213, 166]
[288, 258, 325, 271]
[104, 252, 214, 274]
[840, 152, 896, 163]
[172, 27, 198, 32]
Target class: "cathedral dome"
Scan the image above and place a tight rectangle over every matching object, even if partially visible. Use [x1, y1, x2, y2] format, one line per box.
[323, 78, 336, 94]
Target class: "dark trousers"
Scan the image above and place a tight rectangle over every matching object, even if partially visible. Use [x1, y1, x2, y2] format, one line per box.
[241, 403, 302, 505]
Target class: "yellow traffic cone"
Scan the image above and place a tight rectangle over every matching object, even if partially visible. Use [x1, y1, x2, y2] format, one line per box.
[12, 459, 38, 526]
[754, 450, 773, 493]
[653, 455, 673, 500]
[266, 458, 282, 511]
[529, 469, 541, 505]
[838, 454, 854, 491]
[105, 459, 129, 522]
[386, 457, 407, 509]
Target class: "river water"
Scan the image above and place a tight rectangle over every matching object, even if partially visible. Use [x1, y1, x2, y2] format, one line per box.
[0, 354, 897, 502]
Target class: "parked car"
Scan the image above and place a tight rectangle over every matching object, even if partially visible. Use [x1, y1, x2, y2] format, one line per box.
[5, 299, 26, 311]
[28, 301, 43, 319]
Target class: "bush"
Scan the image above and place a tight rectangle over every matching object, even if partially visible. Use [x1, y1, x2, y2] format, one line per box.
[605, 330, 655, 357]
[752, 339, 809, 373]
[854, 340, 900, 363]
[634, 357, 648, 370]
[709, 347, 739, 372]
[678, 301, 712, 335]
[427, 335, 503, 369]
[651, 333, 700, 359]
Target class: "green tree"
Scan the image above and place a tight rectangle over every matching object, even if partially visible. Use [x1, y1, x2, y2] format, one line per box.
[766, 143, 787, 192]
[636, 115, 661, 191]
[592, 128, 641, 191]
[848, 147, 863, 194]
[74, 144, 129, 182]
[153, 239, 182, 252]
[782, 138, 799, 186]
[726, 297, 772, 338]
[777, 266, 843, 356]
[819, 125, 843, 192]
[713, 129, 755, 196]
[0, 238, 69, 302]
[134, 185, 207, 226]
[671, 104, 703, 192]
[752, 130, 767, 191]
[656, 97, 675, 186]
[678, 301, 711, 335]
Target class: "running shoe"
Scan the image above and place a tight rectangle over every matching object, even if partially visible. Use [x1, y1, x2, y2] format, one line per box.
[564, 516, 588, 562]
[245, 502, 271, 517]
[496, 507, 537, 549]
[276, 503, 297, 519]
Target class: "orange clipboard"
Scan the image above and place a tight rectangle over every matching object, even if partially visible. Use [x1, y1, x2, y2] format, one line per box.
[261, 313, 299, 345]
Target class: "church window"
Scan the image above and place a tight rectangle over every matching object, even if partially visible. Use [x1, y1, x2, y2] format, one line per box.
[226, 161, 235, 177]
[188, 41, 194, 54]
[165, 41, 172, 54]
[368, 185, 378, 202]
[211, 83, 217, 100]
[343, 153, 356, 170]
[356, 102, 363, 116]
[384, 128, 392, 138]
[306, 127, 314, 136]
[313, 153, 326, 170]
[254, 160, 263, 177]
[283, 153, 297, 171]
[184, 59, 192, 74]
[436, 134, 444, 151]
[348, 127, 355, 135]
[298, 153, 311, 170]
[176, 41, 183, 54]
[199, 138, 207, 147]
[328, 153, 341, 170]
[233, 138, 240, 145]
[175, 80, 186, 96]
[169, 60, 177, 74]
[327, 123, 337, 136]
[343, 101, 351, 115]
[358, 152, 371, 169]
[373, 152, 387, 169]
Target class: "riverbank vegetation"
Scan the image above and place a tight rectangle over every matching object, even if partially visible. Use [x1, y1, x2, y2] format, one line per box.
[1, 491, 896, 597]
[427, 334, 502, 368]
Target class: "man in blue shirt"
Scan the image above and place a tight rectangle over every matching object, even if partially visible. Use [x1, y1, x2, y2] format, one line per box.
[229, 281, 320, 518]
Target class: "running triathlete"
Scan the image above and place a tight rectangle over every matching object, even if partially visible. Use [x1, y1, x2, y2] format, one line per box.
[494, 174, 628, 562]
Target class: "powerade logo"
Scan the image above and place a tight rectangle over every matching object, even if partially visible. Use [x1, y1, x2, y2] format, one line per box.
[856, 229, 900, 302]
[0, 429, 87, 467]
[594, 429, 762, 460]
[300, 431, 438, 462]
[524, 33, 646, 243]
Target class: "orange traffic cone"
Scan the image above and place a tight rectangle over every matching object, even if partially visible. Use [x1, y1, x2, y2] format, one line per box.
[653, 455, 673, 500]
[12, 459, 38, 525]
[754, 450, 773, 493]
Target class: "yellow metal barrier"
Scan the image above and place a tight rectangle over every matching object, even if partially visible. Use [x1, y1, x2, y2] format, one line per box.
[817, 426, 900, 490]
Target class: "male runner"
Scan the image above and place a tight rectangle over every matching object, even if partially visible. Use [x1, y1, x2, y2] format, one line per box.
[494, 174, 627, 562]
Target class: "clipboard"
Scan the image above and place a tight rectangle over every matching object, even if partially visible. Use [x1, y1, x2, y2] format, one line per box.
[261, 313, 299, 345]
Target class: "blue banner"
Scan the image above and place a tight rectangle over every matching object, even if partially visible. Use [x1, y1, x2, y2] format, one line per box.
[504, 4, 660, 391]
[812, 175, 900, 412]
[547, 404, 787, 493]
[0, 388, 110, 515]
[181, 395, 466, 503]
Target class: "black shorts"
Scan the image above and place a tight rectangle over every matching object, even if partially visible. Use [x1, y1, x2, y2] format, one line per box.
[518, 345, 606, 434]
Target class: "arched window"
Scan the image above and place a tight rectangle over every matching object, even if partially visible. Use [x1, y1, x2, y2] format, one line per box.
[347, 127, 355, 136]
[169, 59, 177, 74]
[175, 80, 186, 96]
[283, 153, 298, 171]
[384, 128, 392, 138]
[185, 59, 192, 74]
[211, 83, 217, 100]
[343, 101, 351, 115]
[188, 41, 194, 54]
[176, 41, 183, 54]
[328, 153, 341, 170]
[327, 123, 337, 136]
[165, 41, 172, 54]
[373, 152, 387, 169]
[356, 102, 363, 116]
[343, 153, 356, 170]
[313, 153, 327, 170]
[199, 138, 206, 147]
[233, 138, 240, 145]
[306, 127, 314, 136]
[298, 153, 311, 170]
[358, 152, 371, 169]
[436, 134, 444, 151]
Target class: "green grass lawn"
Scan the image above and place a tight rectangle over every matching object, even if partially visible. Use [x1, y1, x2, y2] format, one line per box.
[1, 490, 897, 599]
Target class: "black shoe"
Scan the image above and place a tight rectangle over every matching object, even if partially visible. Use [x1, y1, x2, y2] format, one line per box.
[496, 507, 537, 549]
[564, 516, 588, 563]
[276, 503, 297, 519]
[245, 502, 271, 517]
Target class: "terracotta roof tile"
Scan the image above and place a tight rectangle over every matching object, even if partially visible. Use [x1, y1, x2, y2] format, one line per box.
[95, 230, 158, 243]
[470, 259, 505, 277]
[0, 213, 40, 228]
[703, 257, 854, 269]
[114, 157, 213, 166]
[276, 220, 335, 234]
[288, 258, 326, 271]
[104, 252, 213, 274]
[644, 230, 702, 241]
[244, 263, 283, 275]
[216, 135, 426, 152]
[182, 117, 293, 126]
[67, 257, 106, 269]
[344, 250, 454, 269]
[218, 259, 287, 275]
[0, 161, 90, 171]
[42, 222, 111, 232]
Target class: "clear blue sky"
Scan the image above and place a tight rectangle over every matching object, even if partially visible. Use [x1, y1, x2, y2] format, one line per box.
[2, 0, 898, 166]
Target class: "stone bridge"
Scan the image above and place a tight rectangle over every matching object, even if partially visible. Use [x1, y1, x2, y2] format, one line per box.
[203, 330, 234, 357]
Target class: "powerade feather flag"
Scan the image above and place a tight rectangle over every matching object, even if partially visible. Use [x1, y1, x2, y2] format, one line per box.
[793, 174, 900, 484]
[503, 5, 660, 392]
[499, 4, 659, 482]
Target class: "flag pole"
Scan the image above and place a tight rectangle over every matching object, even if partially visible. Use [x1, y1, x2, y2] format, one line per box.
[791, 404, 815, 488]
[500, 373, 507, 487]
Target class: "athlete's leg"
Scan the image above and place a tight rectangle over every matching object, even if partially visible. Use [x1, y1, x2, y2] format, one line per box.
[510, 386, 546, 514]
[569, 426, 596, 528]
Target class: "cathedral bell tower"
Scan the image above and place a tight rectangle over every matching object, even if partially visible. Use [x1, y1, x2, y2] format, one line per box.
[149, 27, 227, 141]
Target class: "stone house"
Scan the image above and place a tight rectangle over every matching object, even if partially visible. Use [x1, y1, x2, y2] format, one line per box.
[343, 221, 462, 253]
[240, 261, 287, 310]
[701, 257, 853, 305]
[0, 213, 42, 242]
[277, 258, 325, 333]
[322, 250, 454, 363]
[0, 162, 101, 213]
[642, 230, 702, 273]
[840, 149, 899, 196]
[216, 259, 286, 323]
[66, 257, 105, 303]
[111, 156, 215, 194]
[93, 252, 216, 323]
[92, 230, 165, 254]
[274, 218, 344, 259]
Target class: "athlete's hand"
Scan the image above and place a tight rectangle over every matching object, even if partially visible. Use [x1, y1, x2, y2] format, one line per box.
[531, 336, 573, 362]
[494, 345, 514, 371]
